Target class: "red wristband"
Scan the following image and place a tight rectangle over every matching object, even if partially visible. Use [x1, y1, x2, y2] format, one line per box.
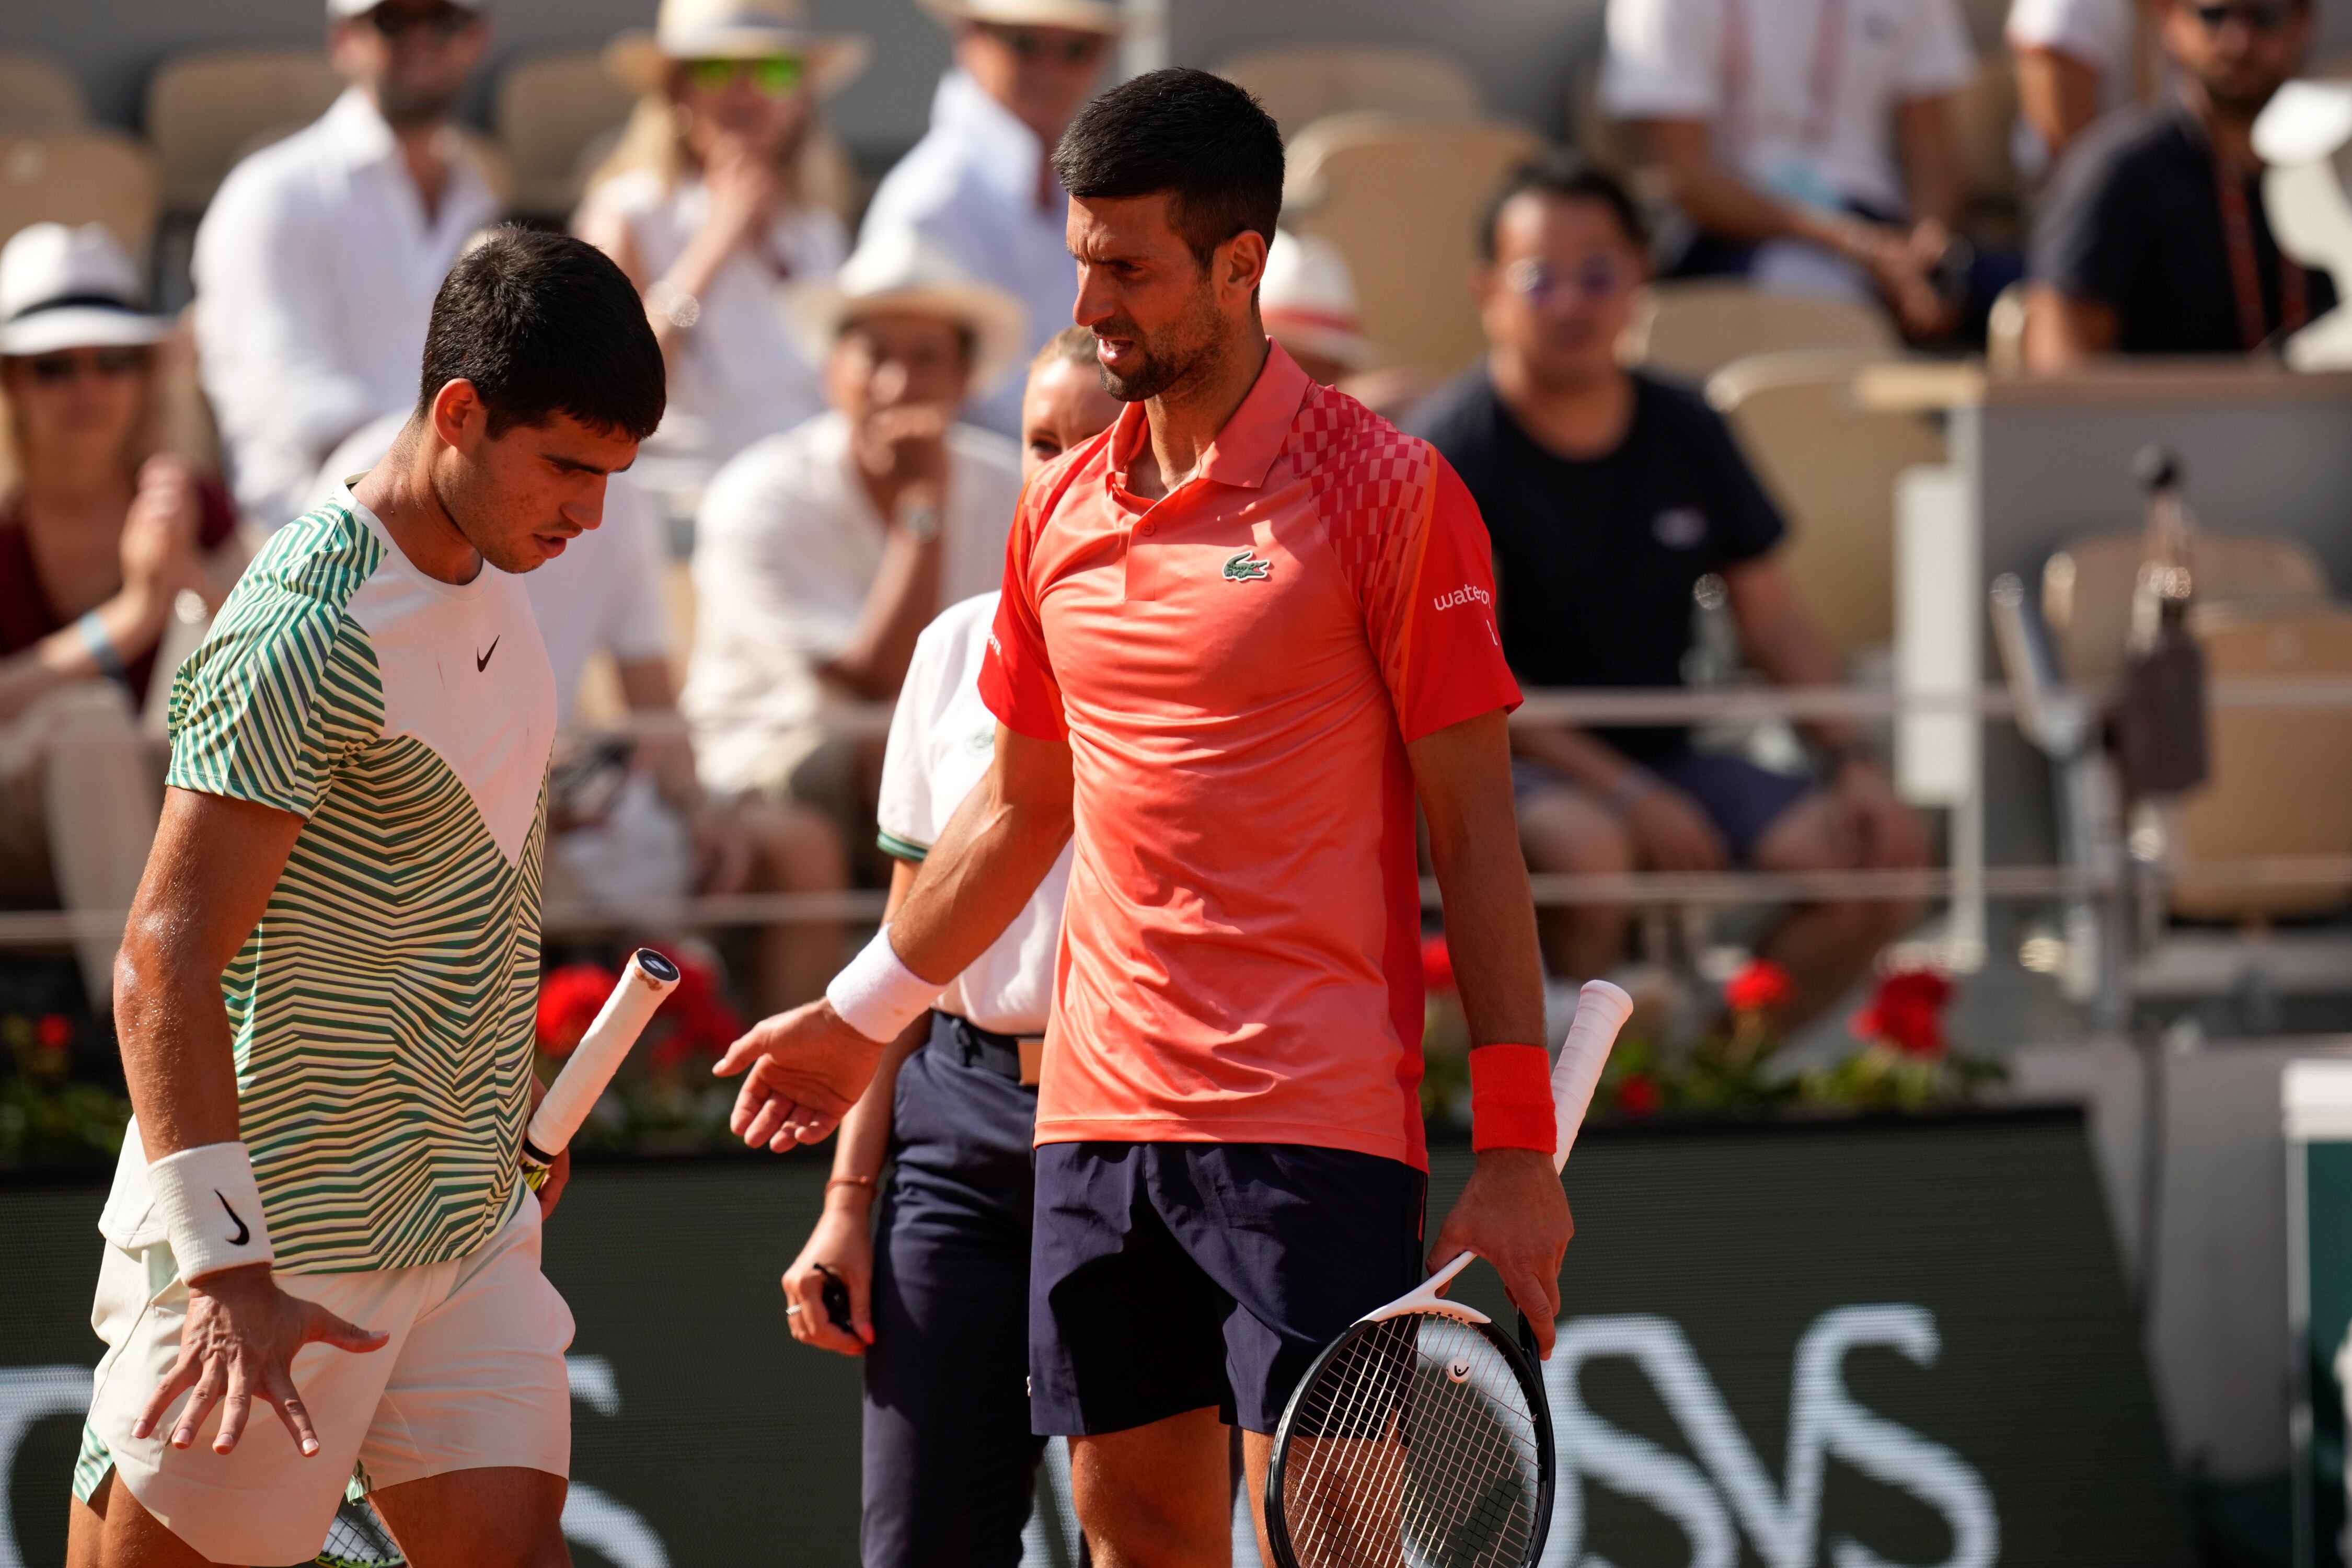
[1469, 1043, 1555, 1154]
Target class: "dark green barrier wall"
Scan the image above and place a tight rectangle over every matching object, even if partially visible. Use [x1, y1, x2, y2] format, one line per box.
[3, 1111, 2192, 1567]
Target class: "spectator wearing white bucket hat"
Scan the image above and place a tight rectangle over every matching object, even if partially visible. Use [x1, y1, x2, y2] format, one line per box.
[684, 230, 1024, 941]
[578, 0, 871, 487]
[192, 0, 499, 529]
[0, 224, 243, 1008]
[859, 0, 1122, 438]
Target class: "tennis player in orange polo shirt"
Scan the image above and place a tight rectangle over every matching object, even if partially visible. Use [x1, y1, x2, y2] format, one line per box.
[717, 67, 1572, 1564]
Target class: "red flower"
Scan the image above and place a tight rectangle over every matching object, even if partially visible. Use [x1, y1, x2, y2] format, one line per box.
[648, 949, 746, 1068]
[1617, 1073, 1661, 1117]
[35, 1013, 72, 1051]
[1723, 959, 1794, 1014]
[536, 964, 616, 1057]
[1421, 935, 1456, 995]
[1850, 969, 1953, 1058]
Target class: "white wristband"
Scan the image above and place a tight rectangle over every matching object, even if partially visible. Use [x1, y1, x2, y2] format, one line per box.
[147, 1142, 274, 1283]
[826, 926, 941, 1043]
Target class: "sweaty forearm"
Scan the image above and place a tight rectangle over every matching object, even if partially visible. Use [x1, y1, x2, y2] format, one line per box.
[114, 939, 243, 1159]
[1428, 827, 1548, 1048]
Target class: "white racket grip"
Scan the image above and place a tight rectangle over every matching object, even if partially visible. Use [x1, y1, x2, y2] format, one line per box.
[522, 948, 681, 1183]
[1553, 979, 1633, 1172]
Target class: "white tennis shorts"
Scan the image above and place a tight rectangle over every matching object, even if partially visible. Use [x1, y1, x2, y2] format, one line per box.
[75, 1191, 573, 1566]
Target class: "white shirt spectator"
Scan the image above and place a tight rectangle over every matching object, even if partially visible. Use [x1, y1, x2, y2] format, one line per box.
[877, 592, 1068, 1036]
[683, 409, 1022, 795]
[859, 69, 1070, 439]
[193, 89, 501, 528]
[578, 168, 847, 477]
[1603, 0, 1975, 217]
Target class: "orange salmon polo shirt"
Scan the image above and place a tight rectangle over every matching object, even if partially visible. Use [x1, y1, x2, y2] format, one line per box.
[977, 344, 1521, 1171]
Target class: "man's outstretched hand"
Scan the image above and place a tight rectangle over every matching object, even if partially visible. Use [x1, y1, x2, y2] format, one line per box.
[711, 1001, 888, 1151]
[1428, 1148, 1574, 1358]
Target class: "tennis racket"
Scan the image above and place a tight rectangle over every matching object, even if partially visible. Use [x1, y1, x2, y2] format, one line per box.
[520, 947, 681, 1191]
[1262, 979, 1635, 1568]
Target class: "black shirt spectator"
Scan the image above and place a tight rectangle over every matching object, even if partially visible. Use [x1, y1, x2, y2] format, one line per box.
[2032, 101, 2336, 354]
[1411, 366, 1785, 765]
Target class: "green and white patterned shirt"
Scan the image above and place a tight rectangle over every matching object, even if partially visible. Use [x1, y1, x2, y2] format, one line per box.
[102, 490, 557, 1275]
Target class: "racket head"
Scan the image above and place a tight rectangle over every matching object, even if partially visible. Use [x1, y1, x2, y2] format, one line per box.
[1263, 1306, 1555, 1568]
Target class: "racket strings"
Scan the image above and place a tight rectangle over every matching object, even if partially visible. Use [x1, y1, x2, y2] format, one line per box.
[1277, 1314, 1542, 1568]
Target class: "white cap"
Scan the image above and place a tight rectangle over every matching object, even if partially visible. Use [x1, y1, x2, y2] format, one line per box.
[2255, 79, 2352, 165]
[790, 228, 1030, 395]
[917, 0, 1124, 34]
[0, 223, 170, 358]
[1260, 230, 1373, 370]
[327, 0, 485, 17]
[604, 0, 870, 99]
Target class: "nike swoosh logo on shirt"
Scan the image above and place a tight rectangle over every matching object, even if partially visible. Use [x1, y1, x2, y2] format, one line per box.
[217, 1192, 251, 1247]
[476, 636, 500, 673]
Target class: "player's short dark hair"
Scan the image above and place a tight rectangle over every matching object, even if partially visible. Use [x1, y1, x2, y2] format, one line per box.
[417, 226, 665, 441]
[1478, 152, 1647, 260]
[1052, 68, 1284, 269]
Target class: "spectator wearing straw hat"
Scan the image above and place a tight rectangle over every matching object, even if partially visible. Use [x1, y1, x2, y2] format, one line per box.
[859, 0, 1121, 438]
[0, 224, 243, 1009]
[192, 0, 499, 528]
[579, 0, 869, 488]
[683, 232, 1025, 912]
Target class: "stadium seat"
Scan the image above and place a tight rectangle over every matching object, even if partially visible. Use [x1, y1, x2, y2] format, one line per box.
[496, 50, 638, 219]
[2173, 604, 2352, 920]
[0, 53, 88, 134]
[1216, 45, 1480, 140]
[1707, 347, 1945, 655]
[0, 132, 163, 256]
[146, 49, 342, 212]
[1623, 280, 1899, 383]
[1282, 113, 1543, 374]
[2042, 531, 2329, 690]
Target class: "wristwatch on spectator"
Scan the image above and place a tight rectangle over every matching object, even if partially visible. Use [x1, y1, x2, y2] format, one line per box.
[647, 278, 701, 331]
[896, 495, 942, 544]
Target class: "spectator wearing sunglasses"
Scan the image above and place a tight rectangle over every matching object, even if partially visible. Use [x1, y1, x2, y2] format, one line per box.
[859, 0, 1121, 438]
[1602, 0, 1977, 342]
[581, 0, 870, 491]
[0, 225, 243, 1009]
[2024, 0, 2331, 366]
[191, 0, 498, 529]
[1411, 157, 1926, 1025]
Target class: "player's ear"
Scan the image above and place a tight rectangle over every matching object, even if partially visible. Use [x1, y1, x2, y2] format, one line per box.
[1224, 229, 1269, 304]
[427, 378, 487, 451]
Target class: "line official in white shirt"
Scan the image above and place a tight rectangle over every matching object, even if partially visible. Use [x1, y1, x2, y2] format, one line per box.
[193, 0, 500, 529]
[777, 326, 1120, 1568]
[858, 0, 1122, 438]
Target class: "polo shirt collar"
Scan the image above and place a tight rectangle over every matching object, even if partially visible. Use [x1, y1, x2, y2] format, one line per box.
[931, 68, 1050, 203]
[317, 88, 401, 171]
[1105, 340, 1312, 495]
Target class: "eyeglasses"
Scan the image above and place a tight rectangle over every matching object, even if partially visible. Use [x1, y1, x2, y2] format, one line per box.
[1504, 255, 1632, 305]
[2189, 2, 2294, 31]
[19, 348, 148, 385]
[683, 55, 805, 96]
[363, 3, 479, 41]
[986, 26, 1108, 65]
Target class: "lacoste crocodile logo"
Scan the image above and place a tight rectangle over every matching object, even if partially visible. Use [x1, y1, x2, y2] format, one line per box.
[1223, 549, 1272, 582]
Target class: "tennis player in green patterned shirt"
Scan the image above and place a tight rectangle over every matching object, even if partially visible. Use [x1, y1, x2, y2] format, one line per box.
[66, 228, 665, 1568]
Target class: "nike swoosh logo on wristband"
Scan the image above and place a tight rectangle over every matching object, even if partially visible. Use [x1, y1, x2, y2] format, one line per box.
[216, 1192, 251, 1247]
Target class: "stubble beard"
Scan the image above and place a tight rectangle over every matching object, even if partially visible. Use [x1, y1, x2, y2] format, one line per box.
[1094, 288, 1227, 404]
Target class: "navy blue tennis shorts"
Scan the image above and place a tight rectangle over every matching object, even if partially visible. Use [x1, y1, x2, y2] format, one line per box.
[1028, 1142, 1426, 1436]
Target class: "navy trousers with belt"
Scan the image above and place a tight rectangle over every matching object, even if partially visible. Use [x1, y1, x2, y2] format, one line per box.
[862, 1012, 1046, 1568]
